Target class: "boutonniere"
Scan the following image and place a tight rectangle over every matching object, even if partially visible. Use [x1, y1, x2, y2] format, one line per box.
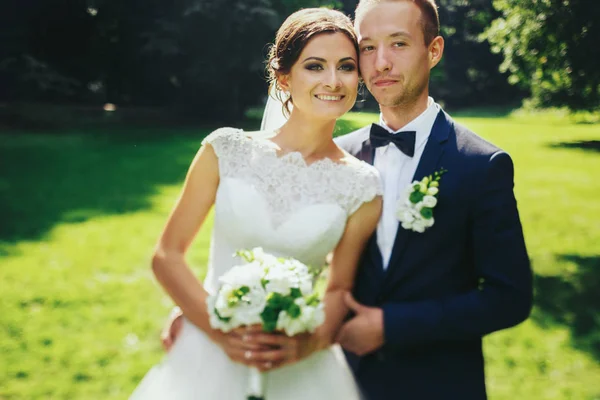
[396, 168, 447, 233]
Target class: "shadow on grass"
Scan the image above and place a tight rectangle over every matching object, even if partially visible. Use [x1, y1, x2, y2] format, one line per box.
[548, 140, 600, 153]
[0, 126, 216, 245]
[532, 254, 600, 362]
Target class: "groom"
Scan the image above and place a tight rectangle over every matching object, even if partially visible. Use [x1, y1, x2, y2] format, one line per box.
[162, 0, 532, 398]
[332, 0, 532, 399]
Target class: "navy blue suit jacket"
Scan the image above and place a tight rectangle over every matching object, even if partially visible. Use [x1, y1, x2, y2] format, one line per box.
[334, 110, 533, 400]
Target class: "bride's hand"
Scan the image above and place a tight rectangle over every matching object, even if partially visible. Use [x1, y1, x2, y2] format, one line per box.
[242, 329, 324, 372]
[211, 325, 285, 370]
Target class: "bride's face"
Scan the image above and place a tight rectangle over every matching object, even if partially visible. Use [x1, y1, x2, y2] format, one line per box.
[280, 32, 358, 120]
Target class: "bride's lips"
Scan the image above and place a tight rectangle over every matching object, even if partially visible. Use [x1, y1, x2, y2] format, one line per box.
[314, 94, 346, 102]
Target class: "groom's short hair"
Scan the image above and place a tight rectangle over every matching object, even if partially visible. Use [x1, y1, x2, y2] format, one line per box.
[354, 0, 440, 46]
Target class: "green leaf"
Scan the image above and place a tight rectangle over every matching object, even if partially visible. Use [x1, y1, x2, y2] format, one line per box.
[420, 207, 433, 219]
[290, 287, 302, 298]
[262, 320, 277, 333]
[227, 297, 239, 307]
[306, 294, 320, 306]
[260, 306, 279, 324]
[235, 249, 255, 262]
[236, 286, 250, 297]
[287, 303, 301, 319]
[214, 308, 231, 323]
[409, 191, 425, 204]
[266, 292, 284, 307]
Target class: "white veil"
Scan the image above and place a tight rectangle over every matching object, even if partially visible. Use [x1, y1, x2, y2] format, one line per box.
[260, 87, 290, 131]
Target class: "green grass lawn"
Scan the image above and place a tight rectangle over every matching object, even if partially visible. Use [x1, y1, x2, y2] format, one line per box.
[1, 110, 599, 399]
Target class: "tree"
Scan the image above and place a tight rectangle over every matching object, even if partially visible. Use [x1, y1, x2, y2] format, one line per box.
[483, 0, 600, 110]
[434, 0, 523, 108]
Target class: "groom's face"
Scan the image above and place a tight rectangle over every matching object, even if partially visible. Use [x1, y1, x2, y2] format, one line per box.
[355, 1, 433, 107]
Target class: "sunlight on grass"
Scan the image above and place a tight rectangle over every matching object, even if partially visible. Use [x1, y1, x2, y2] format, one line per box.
[1, 112, 599, 399]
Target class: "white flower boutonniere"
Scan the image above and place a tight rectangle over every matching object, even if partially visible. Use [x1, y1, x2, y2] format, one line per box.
[396, 168, 447, 233]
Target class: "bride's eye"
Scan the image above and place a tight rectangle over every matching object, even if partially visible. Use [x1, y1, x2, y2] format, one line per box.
[305, 63, 324, 71]
[339, 63, 356, 72]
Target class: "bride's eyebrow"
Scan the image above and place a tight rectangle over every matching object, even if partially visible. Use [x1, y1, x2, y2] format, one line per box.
[302, 57, 357, 63]
[302, 57, 327, 63]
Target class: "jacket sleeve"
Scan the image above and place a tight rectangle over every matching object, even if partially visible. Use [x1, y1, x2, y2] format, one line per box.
[382, 151, 533, 348]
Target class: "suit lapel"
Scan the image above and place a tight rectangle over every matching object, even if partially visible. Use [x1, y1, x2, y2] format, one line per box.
[358, 133, 375, 166]
[382, 110, 453, 289]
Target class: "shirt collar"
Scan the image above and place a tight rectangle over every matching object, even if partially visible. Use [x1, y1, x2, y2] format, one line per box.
[378, 97, 440, 152]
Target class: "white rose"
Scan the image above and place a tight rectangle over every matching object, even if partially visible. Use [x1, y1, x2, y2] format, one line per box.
[209, 313, 233, 331]
[423, 216, 435, 228]
[411, 220, 426, 233]
[301, 304, 325, 331]
[414, 201, 424, 211]
[250, 247, 266, 260]
[396, 205, 413, 223]
[230, 286, 267, 326]
[214, 284, 236, 317]
[265, 267, 294, 295]
[422, 195, 437, 208]
[220, 263, 264, 289]
[427, 187, 439, 196]
[401, 221, 413, 230]
[298, 276, 313, 296]
[276, 310, 305, 336]
[207, 296, 234, 331]
[405, 183, 418, 197]
[285, 259, 310, 275]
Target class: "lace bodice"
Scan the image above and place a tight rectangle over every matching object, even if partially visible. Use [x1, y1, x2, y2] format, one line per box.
[201, 127, 382, 294]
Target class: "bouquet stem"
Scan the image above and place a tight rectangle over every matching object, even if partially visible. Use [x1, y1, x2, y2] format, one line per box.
[246, 367, 265, 400]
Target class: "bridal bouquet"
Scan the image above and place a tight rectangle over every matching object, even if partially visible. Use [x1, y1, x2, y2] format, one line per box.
[206, 247, 325, 400]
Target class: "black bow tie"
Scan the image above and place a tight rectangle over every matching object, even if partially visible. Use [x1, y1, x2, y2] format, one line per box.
[369, 124, 416, 157]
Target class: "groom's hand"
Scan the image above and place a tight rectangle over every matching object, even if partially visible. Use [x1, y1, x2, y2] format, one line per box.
[161, 307, 184, 351]
[336, 293, 384, 356]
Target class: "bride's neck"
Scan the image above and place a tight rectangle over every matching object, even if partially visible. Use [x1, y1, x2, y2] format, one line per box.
[274, 110, 337, 158]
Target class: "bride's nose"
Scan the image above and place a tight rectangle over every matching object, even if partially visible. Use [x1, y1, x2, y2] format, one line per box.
[323, 68, 342, 90]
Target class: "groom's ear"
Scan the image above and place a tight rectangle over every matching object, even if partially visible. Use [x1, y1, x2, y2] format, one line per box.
[428, 36, 444, 70]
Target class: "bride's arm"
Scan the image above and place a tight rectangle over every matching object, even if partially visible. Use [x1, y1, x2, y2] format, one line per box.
[151, 142, 267, 366]
[315, 195, 382, 350]
[151, 142, 218, 338]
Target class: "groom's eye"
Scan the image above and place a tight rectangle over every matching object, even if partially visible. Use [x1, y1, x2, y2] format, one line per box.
[360, 45, 374, 53]
[305, 63, 324, 71]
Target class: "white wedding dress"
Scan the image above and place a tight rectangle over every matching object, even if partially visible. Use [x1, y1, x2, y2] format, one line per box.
[130, 127, 382, 400]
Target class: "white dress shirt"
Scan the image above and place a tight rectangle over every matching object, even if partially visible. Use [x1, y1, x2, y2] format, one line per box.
[375, 97, 440, 268]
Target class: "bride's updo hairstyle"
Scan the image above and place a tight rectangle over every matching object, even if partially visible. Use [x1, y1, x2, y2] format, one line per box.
[266, 8, 358, 117]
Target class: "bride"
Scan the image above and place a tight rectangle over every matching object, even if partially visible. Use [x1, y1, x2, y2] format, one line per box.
[130, 8, 382, 400]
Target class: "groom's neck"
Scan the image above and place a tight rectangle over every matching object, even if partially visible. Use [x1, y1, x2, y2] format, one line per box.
[380, 94, 429, 131]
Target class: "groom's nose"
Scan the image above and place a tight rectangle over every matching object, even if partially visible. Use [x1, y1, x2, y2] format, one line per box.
[374, 48, 392, 72]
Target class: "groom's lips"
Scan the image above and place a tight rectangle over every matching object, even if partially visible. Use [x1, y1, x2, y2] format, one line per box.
[373, 79, 398, 87]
